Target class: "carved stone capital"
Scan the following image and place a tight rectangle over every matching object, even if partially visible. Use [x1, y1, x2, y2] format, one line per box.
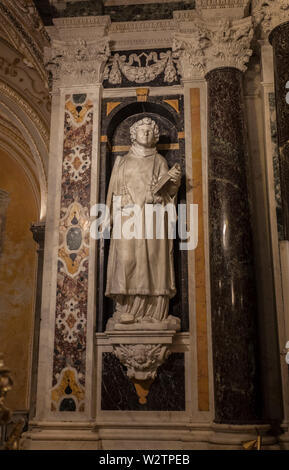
[113, 344, 170, 381]
[173, 27, 208, 80]
[205, 17, 254, 73]
[253, 0, 289, 36]
[173, 16, 253, 80]
[44, 38, 110, 90]
[0, 189, 9, 258]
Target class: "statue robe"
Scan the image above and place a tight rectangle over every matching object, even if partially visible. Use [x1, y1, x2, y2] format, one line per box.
[105, 143, 178, 321]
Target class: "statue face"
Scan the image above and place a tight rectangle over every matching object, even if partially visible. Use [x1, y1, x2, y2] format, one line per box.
[135, 124, 155, 148]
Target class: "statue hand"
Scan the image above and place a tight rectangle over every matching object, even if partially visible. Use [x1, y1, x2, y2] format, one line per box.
[168, 164, 181, 186]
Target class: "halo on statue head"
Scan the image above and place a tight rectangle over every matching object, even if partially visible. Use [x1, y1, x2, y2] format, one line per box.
[130, 117, 160, 144]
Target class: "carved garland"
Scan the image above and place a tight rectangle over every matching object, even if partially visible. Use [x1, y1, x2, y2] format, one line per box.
[113, 344, 171, 382]
[0, 87, 48, 198]
[104, 50, 179, 85]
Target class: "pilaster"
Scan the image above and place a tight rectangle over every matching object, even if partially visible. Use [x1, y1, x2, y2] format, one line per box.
[29, 222, 45, 419]
[253, 2, 289, 437]
[32, 18, 110, 430]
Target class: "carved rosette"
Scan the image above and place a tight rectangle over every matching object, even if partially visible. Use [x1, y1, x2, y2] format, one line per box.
[173, 16, 253, 80]
[44, 38, 110, 90]
[253, 0, 289, 36]
[113, 344, 171, 382]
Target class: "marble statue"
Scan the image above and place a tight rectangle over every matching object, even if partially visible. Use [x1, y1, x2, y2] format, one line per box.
[105, 117, 181, 331]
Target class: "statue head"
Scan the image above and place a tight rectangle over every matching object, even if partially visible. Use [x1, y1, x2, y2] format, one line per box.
[130, 117, 160, 148]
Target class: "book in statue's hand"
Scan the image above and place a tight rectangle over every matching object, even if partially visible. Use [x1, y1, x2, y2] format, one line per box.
[153, 163, 181, 195]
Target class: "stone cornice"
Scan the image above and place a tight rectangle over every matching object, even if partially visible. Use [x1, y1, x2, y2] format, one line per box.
[52, 16, 111, 27]
[44, 12, 254, 86]
[48, 15, 111, 41]
[173, 15, 253, 80]
[110, 19, 175, 33]
[253, 0, 289, 36]
[109, 19, 175, 50]
[195, 0, 250, 20]
[45, 38, 110, 89]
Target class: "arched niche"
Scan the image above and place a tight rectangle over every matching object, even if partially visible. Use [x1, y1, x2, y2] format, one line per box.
[97, 98, 188, 333]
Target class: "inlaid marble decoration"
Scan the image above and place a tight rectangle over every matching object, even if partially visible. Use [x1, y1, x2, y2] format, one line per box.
[51, 94, 93, 412]
[269, 92, 283, 240]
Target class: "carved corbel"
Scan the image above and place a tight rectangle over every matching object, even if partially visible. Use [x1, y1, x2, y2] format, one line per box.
[105, 330, 177, 405]
[113, 344, 171, 404]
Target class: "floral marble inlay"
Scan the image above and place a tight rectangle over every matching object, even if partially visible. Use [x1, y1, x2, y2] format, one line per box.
[51, 94, 93, 411]
[56, 298, 86, 344]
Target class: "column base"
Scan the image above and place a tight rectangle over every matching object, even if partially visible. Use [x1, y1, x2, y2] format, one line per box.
[21, 421, 281, 450]
[22, 421, 101, 450]
[278, 422, 289, 450]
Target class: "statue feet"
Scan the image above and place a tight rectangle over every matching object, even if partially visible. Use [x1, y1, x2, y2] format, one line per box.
[106, 314, 181, 331]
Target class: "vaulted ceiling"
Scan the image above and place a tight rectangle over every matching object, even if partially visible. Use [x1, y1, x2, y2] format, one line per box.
[0, 0, 50, 219]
